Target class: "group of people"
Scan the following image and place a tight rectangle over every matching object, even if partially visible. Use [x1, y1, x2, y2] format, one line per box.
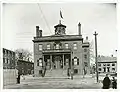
[102, 74, 117, 89]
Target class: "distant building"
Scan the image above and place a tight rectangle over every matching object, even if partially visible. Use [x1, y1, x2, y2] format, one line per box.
[98, 55, 117, 74]
[17, 59, 34, 75]
[3, 48, 16, 69]
[33, 21, 90, 77]
[3, 48, 18, 86]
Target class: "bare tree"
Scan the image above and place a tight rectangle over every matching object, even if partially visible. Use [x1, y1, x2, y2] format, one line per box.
[15, 48, 32, 61]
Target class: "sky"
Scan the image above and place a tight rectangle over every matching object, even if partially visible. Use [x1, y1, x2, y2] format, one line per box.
[2, 3, 117, 56]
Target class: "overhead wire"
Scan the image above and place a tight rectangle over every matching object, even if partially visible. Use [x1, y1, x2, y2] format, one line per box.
[37, 3, 52, 35]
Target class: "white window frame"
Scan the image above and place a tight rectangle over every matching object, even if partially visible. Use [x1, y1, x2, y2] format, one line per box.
[39, 44, 42, 51]
[74, 58, 77, 65]
[73, 43, 77, 50]
[65, 43, 68, 49]
[56, 44, 59, 49]
[39, 59, 42, 67]
[47, 44, 50, 50]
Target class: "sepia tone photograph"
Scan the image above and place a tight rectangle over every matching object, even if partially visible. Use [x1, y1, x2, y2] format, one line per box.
[2, 3, 117, 89]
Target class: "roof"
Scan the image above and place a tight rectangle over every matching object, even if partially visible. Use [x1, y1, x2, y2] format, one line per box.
[54, 23, 66, 28]
[33, 35, 83, 42]
[98, 56, 117, 63]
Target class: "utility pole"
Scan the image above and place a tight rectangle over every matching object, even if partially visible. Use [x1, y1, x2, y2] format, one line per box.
[93, 31, 99, 82]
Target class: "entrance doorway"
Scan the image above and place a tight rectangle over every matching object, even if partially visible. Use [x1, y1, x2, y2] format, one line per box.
[53, 55, 63, 69]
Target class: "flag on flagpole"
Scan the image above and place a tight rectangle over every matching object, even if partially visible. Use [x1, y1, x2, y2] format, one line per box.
[60, 10, 63, 19]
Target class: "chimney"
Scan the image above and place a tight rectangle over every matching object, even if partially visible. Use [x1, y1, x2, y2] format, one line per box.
[39, 30, 42, 37]
[36, 26, 39, 37]
[86, 36, 88, 40]
[78, 22, 81, 35]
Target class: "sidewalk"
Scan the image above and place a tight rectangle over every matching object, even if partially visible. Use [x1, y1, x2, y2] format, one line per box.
[4, 75, 103, 89]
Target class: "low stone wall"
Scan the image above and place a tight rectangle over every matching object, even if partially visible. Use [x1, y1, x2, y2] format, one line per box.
[3, 69, 18, 86]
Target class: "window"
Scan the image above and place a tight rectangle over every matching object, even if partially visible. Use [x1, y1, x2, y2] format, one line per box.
[107, 64, 110, 66]
[3, 58, 5, 63]
[39, 70, 42, 75]
[99, 68, 101, 71]
[47, 44, 50, 50]
[103, 67, 106, 72]
[84, 54, 87, 59]
[98, 63, 101, 67]
[74, 58, 77, 65]
[37, 60, 39, 66]
[73, 43, 77, 50]
[112, 63, 115, 66]
[84, 49, 87, 52]
[65, 43, 68, 49]
[103, 64, 106, 66]
[7, 59, 9, 64]
[39, 59, 42, 66]
[77, 59, 79, 65]
[74, 69, 78, 74]
[84, 62, 88, 67]
[39, 44, 42, 51]
[112, 68, 115, 71]
[107, 67, 110, 72]
[56, 44, 59, 49]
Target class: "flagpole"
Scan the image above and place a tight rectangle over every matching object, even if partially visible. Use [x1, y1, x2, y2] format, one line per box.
[60, 9, 63, 24]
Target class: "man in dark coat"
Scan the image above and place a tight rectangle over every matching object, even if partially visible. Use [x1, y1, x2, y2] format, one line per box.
[17, 72, 21, 84]
[102, 74, 111, 89]
[67, 68, 70, 79]
[112, 77, 117, 89]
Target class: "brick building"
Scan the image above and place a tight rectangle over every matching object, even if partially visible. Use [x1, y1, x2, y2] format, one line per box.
[3, 48, 18, 86]
[98, 55, 117, 74]
[17, 59, 34, 75]
[3, 48, 16, 69]
[33, 21, 90, 77]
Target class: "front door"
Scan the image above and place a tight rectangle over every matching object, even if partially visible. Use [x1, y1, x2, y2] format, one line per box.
[54, 55, 62, 69]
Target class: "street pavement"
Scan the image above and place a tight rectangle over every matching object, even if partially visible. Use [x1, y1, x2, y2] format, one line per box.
[4, 74, 103, 89]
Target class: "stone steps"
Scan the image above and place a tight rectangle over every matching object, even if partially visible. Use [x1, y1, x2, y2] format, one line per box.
[45, 69, 68, 78]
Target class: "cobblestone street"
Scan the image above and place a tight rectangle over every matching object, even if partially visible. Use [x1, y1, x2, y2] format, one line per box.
[4, 75, 103, 89]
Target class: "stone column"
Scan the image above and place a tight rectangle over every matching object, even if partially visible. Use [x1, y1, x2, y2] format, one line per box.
[50, 55, 52, 69]
[63, 54, 64, 69]
[42, 55, 44, 68]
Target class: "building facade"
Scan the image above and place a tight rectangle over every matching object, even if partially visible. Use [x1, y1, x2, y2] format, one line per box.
[98, 55, 117, 74]
[33, 21, 90, 77]
[3, 48, 16, 69]
[3, 48, 18, 86]
[17, 59, 34, 75]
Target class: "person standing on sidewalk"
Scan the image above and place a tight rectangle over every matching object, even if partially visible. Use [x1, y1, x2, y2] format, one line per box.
[112, 77, 117, 89]
[17, 72, 21, 84]
[102, 74, 111, 89]
[67, 68, 70, 79]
